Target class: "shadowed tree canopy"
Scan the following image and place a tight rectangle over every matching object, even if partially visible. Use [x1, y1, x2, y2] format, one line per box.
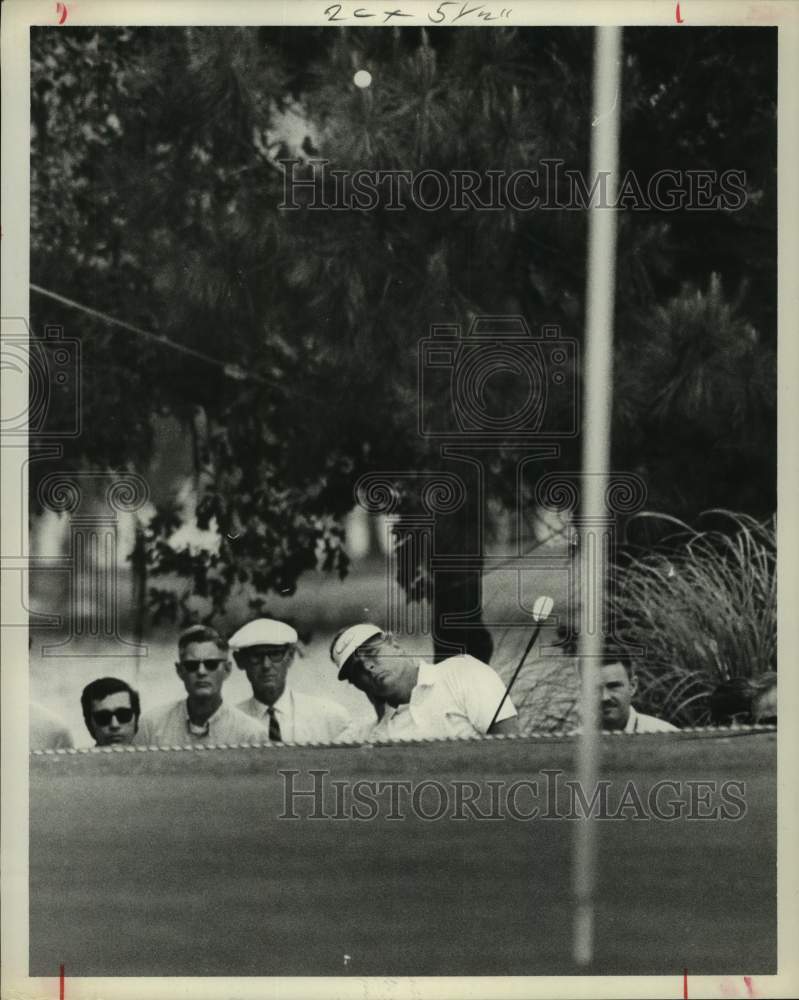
[30, 25, 776, 637]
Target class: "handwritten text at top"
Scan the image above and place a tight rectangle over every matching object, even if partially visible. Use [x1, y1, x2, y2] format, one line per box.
[323, 2, 513, 25]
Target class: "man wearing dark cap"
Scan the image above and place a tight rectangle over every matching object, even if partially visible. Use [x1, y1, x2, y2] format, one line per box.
[134, 625, 269, 747]
[80, 677, 140, 746]
[230, 618, 350, 743]
[330, 623, 518, 740]
[709, 671, 776, 727]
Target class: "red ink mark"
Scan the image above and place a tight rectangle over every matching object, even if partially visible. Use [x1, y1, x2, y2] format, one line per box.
[59, 964, 65, 1000]
[683, 968, 689, 999]
[744, 977, 756, 998]
[56, 3, 68, 24]
[676, 2, 685, 22]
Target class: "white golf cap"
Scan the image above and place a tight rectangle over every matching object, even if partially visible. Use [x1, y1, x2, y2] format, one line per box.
[228, 618, 298, 650]
[331, 623, 383, 679]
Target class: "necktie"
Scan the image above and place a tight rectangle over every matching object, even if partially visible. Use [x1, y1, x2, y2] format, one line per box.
[267, 707, 282, 743]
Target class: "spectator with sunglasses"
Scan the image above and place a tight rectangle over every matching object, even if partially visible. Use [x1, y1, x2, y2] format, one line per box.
[230, 618, 350, 743]
[80, 677, 140, 746]
[134, 625, 269, 747]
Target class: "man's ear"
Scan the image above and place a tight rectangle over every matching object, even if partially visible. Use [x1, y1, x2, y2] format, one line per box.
[222, 660, 232, 678]
[629, 673, 638, 697]
[175, 661, 183, 680]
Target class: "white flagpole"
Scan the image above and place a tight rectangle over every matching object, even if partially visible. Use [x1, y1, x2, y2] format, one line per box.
[573, 25, 623, 968]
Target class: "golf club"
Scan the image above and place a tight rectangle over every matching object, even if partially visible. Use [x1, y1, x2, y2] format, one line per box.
[489, 595, 554, 731]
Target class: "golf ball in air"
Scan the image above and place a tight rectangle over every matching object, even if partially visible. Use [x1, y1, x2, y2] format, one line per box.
[353, 70, 372, 89]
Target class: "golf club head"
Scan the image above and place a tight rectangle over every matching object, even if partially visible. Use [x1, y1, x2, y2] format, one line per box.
[532, 595, 554, 623]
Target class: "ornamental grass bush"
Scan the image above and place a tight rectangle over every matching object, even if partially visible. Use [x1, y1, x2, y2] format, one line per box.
[612, 510, 776, 726]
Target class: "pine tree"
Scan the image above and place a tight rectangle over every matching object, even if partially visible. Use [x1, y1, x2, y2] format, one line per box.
[30, 26, 776, 637]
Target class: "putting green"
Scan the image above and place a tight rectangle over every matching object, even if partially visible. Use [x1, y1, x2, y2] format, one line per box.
[30, 730, 775, 976]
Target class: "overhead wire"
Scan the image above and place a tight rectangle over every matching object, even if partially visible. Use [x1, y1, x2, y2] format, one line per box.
[29, 282, 268, 386]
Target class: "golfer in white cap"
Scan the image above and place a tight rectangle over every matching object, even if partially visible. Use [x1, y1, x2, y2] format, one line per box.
[230, 618, 350, 744]
[330, 624, 518, 741]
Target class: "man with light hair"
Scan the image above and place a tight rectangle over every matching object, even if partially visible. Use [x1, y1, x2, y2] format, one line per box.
[230, 618, 350, 743]
[330, 624, 518, 740]
[134, 625, 269, 747]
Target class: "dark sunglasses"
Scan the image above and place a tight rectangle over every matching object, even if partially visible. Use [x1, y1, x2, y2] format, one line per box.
[181, 658, 227, 673]
[239, 647, 291, 664]
[93, 708, 135, 726]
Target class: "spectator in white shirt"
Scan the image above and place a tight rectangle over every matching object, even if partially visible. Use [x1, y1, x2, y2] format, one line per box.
[134, 625, 269, 747]
[230, 618, 350, 743]
[595, 656, 678, 733]
[330, 623, 518, 741]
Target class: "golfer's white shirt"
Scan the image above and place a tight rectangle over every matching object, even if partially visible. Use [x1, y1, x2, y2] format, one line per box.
[367, 656, 517, 742]
[237, 688, 351, 743]
[624, 706, 679, 733]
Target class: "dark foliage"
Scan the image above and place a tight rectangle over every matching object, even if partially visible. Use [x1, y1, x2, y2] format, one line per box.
[30, 26, 776, 625]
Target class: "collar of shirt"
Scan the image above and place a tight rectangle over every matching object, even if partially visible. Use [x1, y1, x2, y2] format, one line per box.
[244, 689, 294, 742]
[407, 661, 441, 715]
[380, 661, 435, 727]
[624, 706, 639, 733]
[248, 687, 292, 719]
[413, 660, 437, 692]
[181, 699, 226, 735]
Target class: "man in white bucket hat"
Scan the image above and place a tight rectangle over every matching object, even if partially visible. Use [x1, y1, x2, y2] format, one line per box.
[330, 624, 518, 741]
[230, 618, 350, 744]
